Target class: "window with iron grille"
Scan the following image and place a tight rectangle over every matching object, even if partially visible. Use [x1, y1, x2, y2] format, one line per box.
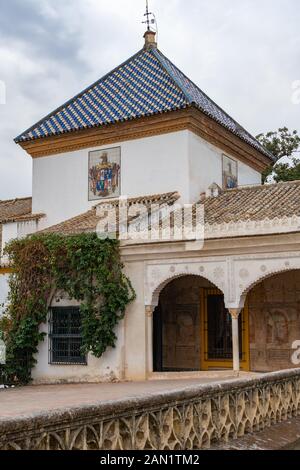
[49, 307, 87, 365]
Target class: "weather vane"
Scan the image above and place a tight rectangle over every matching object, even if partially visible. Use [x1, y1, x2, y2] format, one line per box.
[142, 0, 156, 32]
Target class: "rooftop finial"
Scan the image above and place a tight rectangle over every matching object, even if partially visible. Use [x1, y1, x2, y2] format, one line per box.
[142, 0, 157, 49]
[144, 0, 151, 31]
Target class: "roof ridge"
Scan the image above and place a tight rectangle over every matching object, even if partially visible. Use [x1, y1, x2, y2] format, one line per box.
[14, 48, 145, 143]
[152, 49, 273, 161]
[2, 213, 45, 224]
[154, 49, 241, 120]
[269, 178, 300, 186]
[0, 196, 32, 204]
[151, 49, 193, 104]
[221, 179, 300, 194]
[94, 191, 180, 208]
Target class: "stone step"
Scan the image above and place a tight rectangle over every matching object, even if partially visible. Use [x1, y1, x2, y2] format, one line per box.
[148, 370, 240, 381]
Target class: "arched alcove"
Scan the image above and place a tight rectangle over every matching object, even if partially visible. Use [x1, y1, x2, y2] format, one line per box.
[246, 269, 300, 372]
[152, 275, 249, 372]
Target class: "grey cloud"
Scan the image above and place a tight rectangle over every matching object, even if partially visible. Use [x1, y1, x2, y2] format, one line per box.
[0, 0, 84, 65]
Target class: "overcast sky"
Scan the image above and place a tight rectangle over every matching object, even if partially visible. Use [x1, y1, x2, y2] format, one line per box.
[0, 0, 299, 199]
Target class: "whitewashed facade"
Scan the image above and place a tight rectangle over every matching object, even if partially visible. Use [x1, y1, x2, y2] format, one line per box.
[2, 30, 300, 383]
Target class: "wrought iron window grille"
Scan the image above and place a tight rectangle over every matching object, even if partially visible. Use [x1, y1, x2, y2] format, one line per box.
[49, 307, 87, 366]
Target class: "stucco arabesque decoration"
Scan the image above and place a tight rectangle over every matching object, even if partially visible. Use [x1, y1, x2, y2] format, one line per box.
[204, 215, 300, 239]
[145, 252, 300, 311]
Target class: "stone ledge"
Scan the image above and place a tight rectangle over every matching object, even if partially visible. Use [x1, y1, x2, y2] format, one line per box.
[1, 368, 300, 450]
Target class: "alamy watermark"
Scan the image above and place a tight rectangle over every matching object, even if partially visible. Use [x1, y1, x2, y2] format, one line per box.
[95, 199, 205, 246]
[0, 80, 6, 105]
[291, 80, 300, 105]
[291, 340, 300, 365]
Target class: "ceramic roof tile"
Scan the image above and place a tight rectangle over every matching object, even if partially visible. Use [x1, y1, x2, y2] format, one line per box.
[15, 47, 272, 161]
[153, 49, 272, 159]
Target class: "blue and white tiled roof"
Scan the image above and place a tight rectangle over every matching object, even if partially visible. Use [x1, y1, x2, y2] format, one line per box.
[15, 45, 273, 160]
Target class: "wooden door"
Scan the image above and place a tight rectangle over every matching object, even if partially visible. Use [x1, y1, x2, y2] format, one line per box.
[201, 288, 249, 370]
[155, 303, 201, 371]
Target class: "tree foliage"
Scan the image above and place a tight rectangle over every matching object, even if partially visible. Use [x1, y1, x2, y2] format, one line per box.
[256, 127, 300, 183]
[0, 234, 135, 384]
[270, 161, 300, 183]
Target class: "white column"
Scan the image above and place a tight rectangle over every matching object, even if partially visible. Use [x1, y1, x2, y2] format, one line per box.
[145, 306, 154, 377]
[229, 309, 241, 374]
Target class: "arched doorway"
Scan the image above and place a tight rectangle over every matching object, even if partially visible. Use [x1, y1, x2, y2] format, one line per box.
[247, 269, 300, 372]
[153, 276, 249, 372]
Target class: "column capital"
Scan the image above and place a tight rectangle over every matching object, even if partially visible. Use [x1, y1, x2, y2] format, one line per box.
[228, 308, 242, 320]
[145, 305, 154, 318]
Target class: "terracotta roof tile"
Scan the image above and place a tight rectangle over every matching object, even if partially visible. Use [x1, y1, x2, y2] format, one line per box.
[0, 197, 32, 223]
[39, 182, 300, 240]
[203, 180, 300, 224]
[0, 197, 35, 257]
[3, 213, 45, 223]
[41, 209, 99, 235]
[41, 192, 180, 235]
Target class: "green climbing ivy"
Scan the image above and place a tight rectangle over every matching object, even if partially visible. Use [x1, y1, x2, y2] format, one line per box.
[0, 233, 135, 385]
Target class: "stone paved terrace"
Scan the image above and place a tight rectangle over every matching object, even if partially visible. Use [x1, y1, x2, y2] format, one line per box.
[0, 372, 245, 419]
[1, 370, 300, 450]
[211, 416, 300, 450]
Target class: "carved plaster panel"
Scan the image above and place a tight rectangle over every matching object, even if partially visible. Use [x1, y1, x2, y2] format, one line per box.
[144, 252, 300, 310]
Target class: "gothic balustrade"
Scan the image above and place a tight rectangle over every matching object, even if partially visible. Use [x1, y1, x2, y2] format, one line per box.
[1, 369, 300, 450]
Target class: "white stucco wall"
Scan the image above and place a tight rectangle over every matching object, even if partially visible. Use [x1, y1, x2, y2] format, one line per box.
[1, 222, 18, 259]
[188, 132, 261, 202]
[17, 220, 40, 239]
[123, 260, 148, 381]
[32, 131, 190, 229]
[32, 130, 262, 229]
[1, 220, 40, 265]
[32, 321, 125, 384]
[0, 220, 42, 320]
[32, 295, 126, 384]
[31, 259, 148, 384]
[238, 160, 261, 187]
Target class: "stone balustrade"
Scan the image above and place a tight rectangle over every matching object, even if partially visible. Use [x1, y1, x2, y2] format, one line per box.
[1, 369, 300, 450]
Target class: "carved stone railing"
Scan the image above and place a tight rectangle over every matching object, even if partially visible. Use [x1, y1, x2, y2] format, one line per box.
[1, 369, 300, 450]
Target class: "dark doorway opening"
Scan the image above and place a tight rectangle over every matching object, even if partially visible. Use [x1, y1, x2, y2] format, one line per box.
[206, 294, 242, 361]
[153, 275, 249, 372]
[153, 276, 210, 372]
[153, 301, 200, 372]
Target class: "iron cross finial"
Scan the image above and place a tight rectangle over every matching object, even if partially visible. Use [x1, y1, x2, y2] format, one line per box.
[143, 0, 152, 31]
